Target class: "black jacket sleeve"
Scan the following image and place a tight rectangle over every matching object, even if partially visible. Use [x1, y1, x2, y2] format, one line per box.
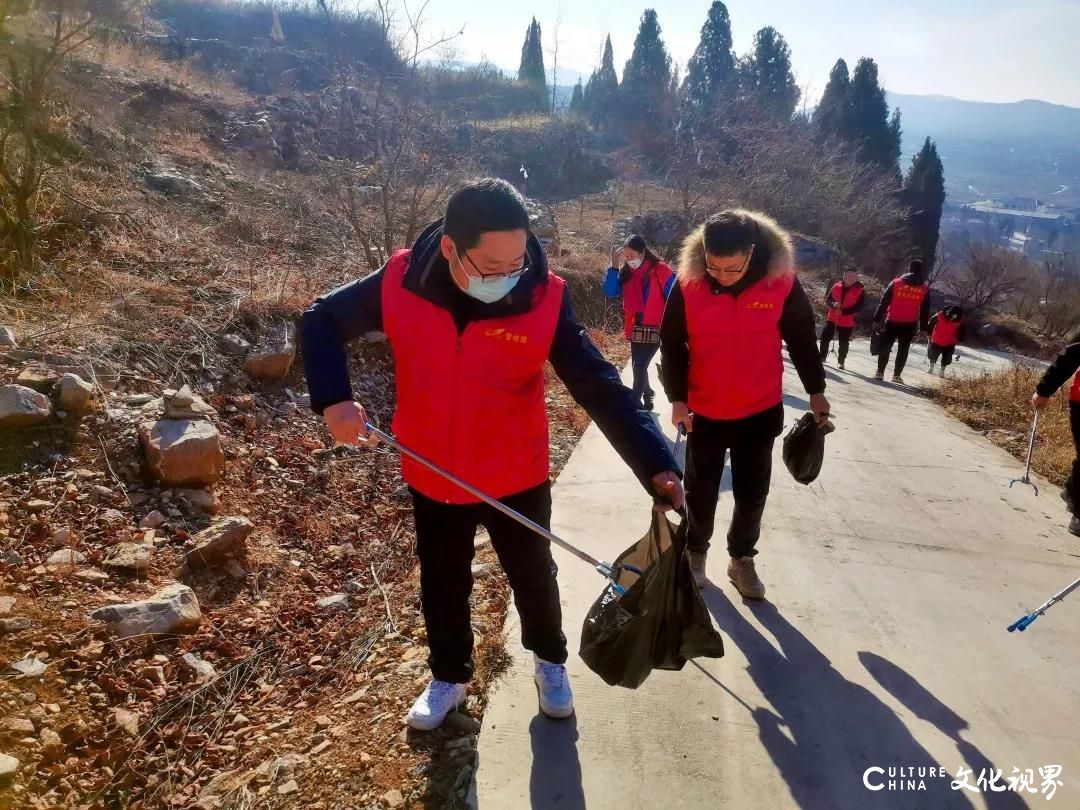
[299, 267, 385, 415]
[549, 287, 678, 489]
[927, 313, 939, 334]
[658, 281, 689, 403]
[919, 288, 932, 332]
[873, 281, 894, 323]
[841, 288, 865, 316]
[1037, 339, 1080, 397]
[826, 285, 839, 309]
[780, 278, 827, 396]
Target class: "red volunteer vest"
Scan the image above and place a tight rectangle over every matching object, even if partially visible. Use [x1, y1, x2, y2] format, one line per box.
[886, 278, 928, 324]
[621, 259, 674, 339]
[826, 282, 861, 328]
[683, 272, 796, 420]
[1070, 373, 1080, 404]
[382, 250, 565, 503]
[931, 313, 962, 347]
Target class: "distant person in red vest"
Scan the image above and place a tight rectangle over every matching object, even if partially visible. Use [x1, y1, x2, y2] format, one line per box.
[872, 259, 931, 383]
[300, 178, 682, 730]
[926, 305, 966, 377]
[660, 210, 830, 599]
[1032, 330, 1080, 537]
[604, 235, 676, 411]
[818, 267, 865, 370]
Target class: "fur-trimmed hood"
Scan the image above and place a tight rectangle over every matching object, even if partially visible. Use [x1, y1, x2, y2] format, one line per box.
[677, 209, 795, 286]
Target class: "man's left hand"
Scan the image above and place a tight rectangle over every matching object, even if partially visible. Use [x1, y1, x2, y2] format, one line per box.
[651, 471, 684, 512]
[809, 393, 831, 427]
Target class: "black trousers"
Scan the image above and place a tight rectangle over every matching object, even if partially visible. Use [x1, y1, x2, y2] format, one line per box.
[1067, 403, 1080, 513]
[630, 340, 661, 405]
[927, 342, 955, 367]
[876, 321, 918, 376]
[819, 322, 853, 363]
[684, 410, 780, 558]
[411, 482, 566, 684]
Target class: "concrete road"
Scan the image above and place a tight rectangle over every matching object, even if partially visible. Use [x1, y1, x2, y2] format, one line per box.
[474, 338, 1080, 810]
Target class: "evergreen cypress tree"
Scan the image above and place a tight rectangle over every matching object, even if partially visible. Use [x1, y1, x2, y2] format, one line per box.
[517, 18, 548, 112]
[568, 79, 585, 118]
[903, 137, 946, 266]
[620, 9, 674, 143]
[738, 27, 799, 123]
[813, 58, 852, 139]
[583, 35, 619, 128]
[681, 1, 735, 112]
[849, 57, 898, 173]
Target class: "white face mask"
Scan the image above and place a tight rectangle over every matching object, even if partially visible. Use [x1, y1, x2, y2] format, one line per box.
[452, 250, 524, 304]
[626, 257, 644, 269]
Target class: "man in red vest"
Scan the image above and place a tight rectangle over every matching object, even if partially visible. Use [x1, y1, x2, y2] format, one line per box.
[1032, 331, 1080, 536]
[660, 210, 830, 599]
[300, 178, 682, 730]
[872, 259, 931, 383]
[818, 267, 865, 370]
[926, 305, 965, 377]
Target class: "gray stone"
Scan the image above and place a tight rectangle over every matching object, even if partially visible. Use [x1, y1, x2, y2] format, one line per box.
[50, 528, 75, 547]
[176, 488, 220, 514]
[102, 543, 153, 575]
[74, 568, 109, 584]
[0, 596, 15, 615]
[10, 656, 47, 678]
[89, 582, 201, 638]
[46, 549, 86, 567]
[0, 617, 31, 634]
[124, 394, 155, 406]
[316, 593, 350, 612]
[15, 363, 59, 392]
[445, 712, 482, 735]
[0, 753, 18, 783]
[162, 385, 217, 420]
[222, 334, 251, 355]
[0, 384, 51, 427]
[0, 326, 15, 347]
[184, 516, 254, 569]
[58, 374, 95, 413]
[140, 419, 225, 486]
[180, 652, 217, 681]
[138, 510, 166, 530]
[244, 322, 296, 380]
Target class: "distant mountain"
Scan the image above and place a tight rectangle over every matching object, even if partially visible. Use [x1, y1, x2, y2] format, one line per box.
[886, 93, 1080, 206]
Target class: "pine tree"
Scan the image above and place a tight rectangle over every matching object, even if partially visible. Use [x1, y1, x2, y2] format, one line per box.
[903, 137, 946, 266]
[848, 57, 899, 174]
[620, 9, 674, 144]
[568, 79, 585, 118]
[738, 27, 800, 123]
[813, 59, 853, 140]
[681, 1, 735, 112]
[583, 35, 619, 128]
[517, 17, 548, 112]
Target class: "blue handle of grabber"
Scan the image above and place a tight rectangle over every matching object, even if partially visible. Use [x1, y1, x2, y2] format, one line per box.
[1007, 612, 1039, 632]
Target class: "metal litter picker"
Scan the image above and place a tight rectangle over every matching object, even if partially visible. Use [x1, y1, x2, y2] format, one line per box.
[1009, 411, 1040, 495]
[364, 423, 641, 594]
[1008, 575, 1080, 632]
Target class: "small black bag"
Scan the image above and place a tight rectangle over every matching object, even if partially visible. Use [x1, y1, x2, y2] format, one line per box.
[869, 327, 883, 356]
[782, 412, 835, 485]
[579, 512, 725, 689]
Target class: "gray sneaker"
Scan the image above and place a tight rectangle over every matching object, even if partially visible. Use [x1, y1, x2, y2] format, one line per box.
[688, 550, 707, 588]
[727, 556, 766, 600]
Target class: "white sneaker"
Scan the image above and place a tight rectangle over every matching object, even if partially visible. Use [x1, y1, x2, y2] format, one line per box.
[534, 656, 574, 719]
[406, 679, 466, 731]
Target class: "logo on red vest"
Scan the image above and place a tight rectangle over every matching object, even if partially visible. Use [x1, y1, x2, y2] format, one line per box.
[747, 300, 776, 310]
[484, 327, 529, 344]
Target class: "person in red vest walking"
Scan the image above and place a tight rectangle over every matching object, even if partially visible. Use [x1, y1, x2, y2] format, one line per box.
[603, 235, 676, 411]
[300, 179, 682, 730]
[872, 259, 931, 383]
[1032, 331, 1080, 536]
[660, 210, 830, 599]
[818, 267, 865, 370]
[926, 305, 965, 377]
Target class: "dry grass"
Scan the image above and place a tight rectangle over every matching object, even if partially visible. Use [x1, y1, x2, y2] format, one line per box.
[935, 365, 1074, 486]
[471, 114, 551, 132]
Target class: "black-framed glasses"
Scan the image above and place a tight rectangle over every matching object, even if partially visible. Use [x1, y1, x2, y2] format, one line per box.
[461, 250, 531, 283]
[704, 242, 755, 275]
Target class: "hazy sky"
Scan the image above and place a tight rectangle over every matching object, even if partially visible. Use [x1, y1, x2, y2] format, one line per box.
[412, 0, 1080, 108]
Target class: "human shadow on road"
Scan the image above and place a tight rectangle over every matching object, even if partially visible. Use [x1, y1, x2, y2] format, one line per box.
[842, 368, 914, 393]
[859, 652, 1030, 810]
[783, 392, 810, 410]
[701, 585, 977, 810]
[529, 714, 586, 809]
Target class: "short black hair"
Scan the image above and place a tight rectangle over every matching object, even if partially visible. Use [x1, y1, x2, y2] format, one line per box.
[702, 211, 758, 257]
[443, 177, 529, 250]
[623, 233, 661, 264]
[909, 259, 924, 274]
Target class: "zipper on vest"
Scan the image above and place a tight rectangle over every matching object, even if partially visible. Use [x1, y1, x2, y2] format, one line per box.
[447, 329, 464, 502]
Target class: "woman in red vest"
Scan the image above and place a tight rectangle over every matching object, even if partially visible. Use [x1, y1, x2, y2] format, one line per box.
[301, 179, 682, 731]
[872, 259, 931, 383]
[1032, 331, 1080, 537]
[660, 210, 830, 599]
[926, 305, 965, 377]
[604, 235, 675, 411]
[818, 267, 865, 370]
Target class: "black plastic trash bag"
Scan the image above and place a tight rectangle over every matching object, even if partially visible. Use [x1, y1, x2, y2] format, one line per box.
[869, 327, 883, 356]
[782, 412, 835, 485]
[579, 512, 725, 689]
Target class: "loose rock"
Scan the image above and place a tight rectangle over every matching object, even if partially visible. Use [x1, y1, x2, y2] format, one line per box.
[316, 593, 350, 612]
[0, 384, 51, 427]
[0, 753, 18, 784]
[138, 510, 166, 530]
[0, 326, 15, 347]
[10, 656, 47, 678]
[46, 549, 86, 567]
[140, 418, 225, 486]
[89, 582, 201, 638]
[185, 516, 254, 569]
[103, 543, 153, 576]
[244, 322, 296, 380]
[0, 617, 31, 634]
[163, 385, 217, 420]
[58, 373, 95, 413]
[180, 652, 217, 681]
[15, 363, 59, 392]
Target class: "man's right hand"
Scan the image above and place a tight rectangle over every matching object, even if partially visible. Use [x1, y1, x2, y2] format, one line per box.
[671, 401, 693, 434]
[323, 400, 378, 447]
[1032, 393, 1050, 410]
